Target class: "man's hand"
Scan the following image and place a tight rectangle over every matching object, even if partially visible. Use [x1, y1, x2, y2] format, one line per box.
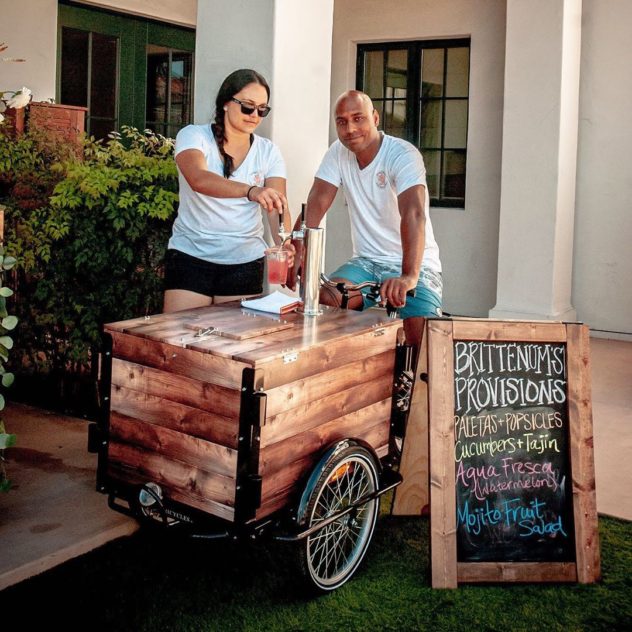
[380, 275, 417, 308]
[281, 240, 296, 271]
[285, 238, 303, 291]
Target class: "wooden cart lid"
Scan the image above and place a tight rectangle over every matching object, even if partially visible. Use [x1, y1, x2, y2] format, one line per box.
[104, 302, 401, 365]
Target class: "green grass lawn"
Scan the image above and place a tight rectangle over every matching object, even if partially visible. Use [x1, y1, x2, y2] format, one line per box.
[2, 510, 630, 631]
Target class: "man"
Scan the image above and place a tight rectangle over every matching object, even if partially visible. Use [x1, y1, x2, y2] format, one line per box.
[290, 90, 442, 349]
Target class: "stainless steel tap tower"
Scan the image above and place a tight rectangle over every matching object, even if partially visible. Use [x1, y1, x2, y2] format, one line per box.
[299, 227, 324, 316]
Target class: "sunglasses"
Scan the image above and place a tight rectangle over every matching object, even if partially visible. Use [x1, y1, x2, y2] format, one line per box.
[231, 97, 271, 118]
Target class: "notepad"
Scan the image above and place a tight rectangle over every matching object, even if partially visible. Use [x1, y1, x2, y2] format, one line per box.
[241, 291, 302, 315]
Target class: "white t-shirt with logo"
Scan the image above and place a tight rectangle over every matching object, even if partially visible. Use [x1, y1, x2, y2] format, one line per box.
[169, 124, 287, 264]
[315, 133, 441, 272]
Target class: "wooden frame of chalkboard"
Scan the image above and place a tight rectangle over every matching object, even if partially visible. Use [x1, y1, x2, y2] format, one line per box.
[428, 318, 600, 588]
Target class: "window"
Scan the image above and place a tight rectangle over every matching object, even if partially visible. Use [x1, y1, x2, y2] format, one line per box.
[146, 45, 193, 137]
[58, 3, 195, 140]
[357, 40, 470, 208]
[61, 27, 118, 139]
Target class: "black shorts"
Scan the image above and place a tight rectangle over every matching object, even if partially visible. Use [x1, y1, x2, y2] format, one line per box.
[164, 249, 264, 297]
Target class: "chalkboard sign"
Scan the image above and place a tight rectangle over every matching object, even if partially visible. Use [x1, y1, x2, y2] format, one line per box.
[428, 319, 600, 587]
[454, 340, 574, 562]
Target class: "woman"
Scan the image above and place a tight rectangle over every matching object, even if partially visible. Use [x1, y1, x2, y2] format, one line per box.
[163, 69, 292, 313]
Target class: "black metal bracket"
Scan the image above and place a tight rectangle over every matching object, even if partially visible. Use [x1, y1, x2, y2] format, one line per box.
[234, 368, 265, 523]
[387, 342, 415, 465]
[91, 332, 113, 494]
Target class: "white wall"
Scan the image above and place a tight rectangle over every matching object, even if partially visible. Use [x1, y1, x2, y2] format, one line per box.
[573, 0, 632, 337]
[330, 0, 506, 316]
[1, 0, 58, 102]
[194, 0, 334, 223]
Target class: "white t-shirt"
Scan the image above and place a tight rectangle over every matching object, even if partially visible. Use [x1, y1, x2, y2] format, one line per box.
[315, 133, 441, 272]
[169, 124, 287, 264]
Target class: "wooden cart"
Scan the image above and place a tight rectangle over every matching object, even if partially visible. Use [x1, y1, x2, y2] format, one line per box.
[89, 302, 411, 591]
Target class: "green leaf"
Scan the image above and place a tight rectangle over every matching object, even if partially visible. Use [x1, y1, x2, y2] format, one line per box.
[1, 316, 17, 330]
[2, 256, 17, 270]
[0, 433, 16, 449]
[0, 287, 13, 297]
[1, 373, 14, 388]
[0, 337, 13, 350]
[0, 394, 4, 411]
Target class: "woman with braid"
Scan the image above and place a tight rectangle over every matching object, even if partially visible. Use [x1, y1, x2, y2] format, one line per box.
[163, 69, 292, 312]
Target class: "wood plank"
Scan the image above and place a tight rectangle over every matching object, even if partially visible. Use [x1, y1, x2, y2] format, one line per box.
[109, 330, 249, 388]
[182, 315, 294, 340]
[111, 358, 240, 420]
[107, 465, 235, 522]
[264, 349, 396, 416]
[110, 412, 237, 479]
[261, 383, 393, 448]
[259, 413, 390, 476]
[452, 319, 567, 342]
[108, 441, 236, 506]
[457, 562, 577, 583]
[255, 326, 401, 389]
[111, 386, 238, 449]
[566, 323, 601, 583]
[428, 319, 458, 589]
[393, 331, 429, 515]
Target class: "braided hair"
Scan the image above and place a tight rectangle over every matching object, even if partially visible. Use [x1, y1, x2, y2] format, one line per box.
[211, 69, 271, 179]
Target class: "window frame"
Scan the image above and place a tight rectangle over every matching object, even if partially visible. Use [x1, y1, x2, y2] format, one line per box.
[57, 2, 195, 138]
[357, 38, 471, 208]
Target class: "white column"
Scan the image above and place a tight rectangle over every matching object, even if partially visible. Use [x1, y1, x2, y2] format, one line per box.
[490, 0, 582, 321]
[193, 0, 334, 221]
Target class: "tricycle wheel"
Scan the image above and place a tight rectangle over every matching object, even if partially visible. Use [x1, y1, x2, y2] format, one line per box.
[297, 445, 379, 592]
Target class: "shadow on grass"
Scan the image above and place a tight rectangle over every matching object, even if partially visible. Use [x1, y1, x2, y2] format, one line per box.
[1, 514, 631, 631]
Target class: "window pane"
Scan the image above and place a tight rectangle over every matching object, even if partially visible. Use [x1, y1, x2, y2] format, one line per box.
[373, 100, 384, 128]
[90, 33, 117, 120]
[61, 28, 89, 107]
[420, 100, 442, 148]
[169, 52, 193, 127]
[444, 99, 468, 148]
[442, 149, 466, 200]
[386, 49, 407, 95]
[364, 50, 384, 99]
[383, 99, 406, 138]
[146, 45, 169, 126]
[421, 48, 444, 98]
[446, 47, 470, 97]
[423, 149, 440, 200]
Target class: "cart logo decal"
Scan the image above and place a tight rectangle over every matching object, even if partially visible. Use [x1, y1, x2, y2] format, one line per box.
[376, 171, 387, 188]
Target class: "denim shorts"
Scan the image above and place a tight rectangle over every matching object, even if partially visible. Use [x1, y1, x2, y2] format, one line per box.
[329, 256, 443, 319]
[164, 249, 264, 297]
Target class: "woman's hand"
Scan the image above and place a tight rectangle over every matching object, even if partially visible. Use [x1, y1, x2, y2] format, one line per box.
[248, 186, 288, 215]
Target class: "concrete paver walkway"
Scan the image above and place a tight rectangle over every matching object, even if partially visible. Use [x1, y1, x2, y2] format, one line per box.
[0, 336, 630, 591]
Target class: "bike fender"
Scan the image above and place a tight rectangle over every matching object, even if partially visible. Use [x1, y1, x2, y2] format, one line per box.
[295, 438, 380, 527]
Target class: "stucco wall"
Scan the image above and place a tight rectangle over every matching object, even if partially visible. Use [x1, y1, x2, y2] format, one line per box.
[573, 0, 632, 336]
[2, 1, 58, 102]
[329, 0, 506, 317]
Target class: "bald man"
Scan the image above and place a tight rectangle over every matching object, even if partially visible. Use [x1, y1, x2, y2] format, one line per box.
[290, 90, 442, 348]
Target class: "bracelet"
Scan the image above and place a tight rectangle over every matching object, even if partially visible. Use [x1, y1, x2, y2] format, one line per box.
[246, 185, 257, 201]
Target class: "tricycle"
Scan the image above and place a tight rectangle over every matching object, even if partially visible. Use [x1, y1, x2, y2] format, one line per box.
[89, 270, 416, 592]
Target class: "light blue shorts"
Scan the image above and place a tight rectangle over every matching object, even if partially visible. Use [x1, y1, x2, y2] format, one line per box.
[329, 256, 443, 319]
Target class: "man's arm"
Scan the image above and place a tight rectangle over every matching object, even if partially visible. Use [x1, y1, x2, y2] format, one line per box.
[380, 184, 426, 308]
[286, 177, 338, 290]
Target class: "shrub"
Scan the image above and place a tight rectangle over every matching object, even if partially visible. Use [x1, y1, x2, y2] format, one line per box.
[0, 126, 178, 408]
